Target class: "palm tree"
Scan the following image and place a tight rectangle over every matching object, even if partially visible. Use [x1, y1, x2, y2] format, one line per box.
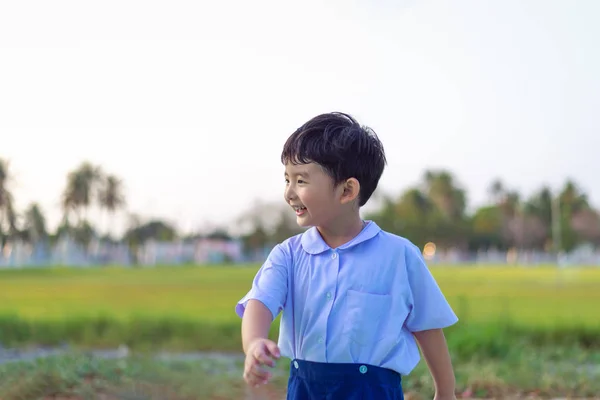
[60, 162, 103, 250]
[559, 180, 588, 214]
[499, 191, 520, 219]
[398, 188, 435, 215]
[61, 162, 102, 226]
[423, 169, 466, 221]
[98, 174, 126, 237]
[555, 180, 590, 252]
[0, 159, 19, 245]
[524, 186, 553, 231]
[391, 188, 441, 246]
[0, 159, 11, 231]
[23, 203, 48, 244]
[488, 179, 505, 204]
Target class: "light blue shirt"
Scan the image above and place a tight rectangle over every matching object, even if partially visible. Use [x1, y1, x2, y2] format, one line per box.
[235, 221, 458, 376]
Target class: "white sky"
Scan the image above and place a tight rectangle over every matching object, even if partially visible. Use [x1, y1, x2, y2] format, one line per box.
[1, 0, 599, 235]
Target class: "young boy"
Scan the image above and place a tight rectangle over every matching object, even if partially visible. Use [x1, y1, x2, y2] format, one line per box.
[235, 112, 458, 399]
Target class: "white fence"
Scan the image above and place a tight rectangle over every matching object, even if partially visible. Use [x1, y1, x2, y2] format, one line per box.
[2, 237, 600, 268]
[0, 236, 247, 268]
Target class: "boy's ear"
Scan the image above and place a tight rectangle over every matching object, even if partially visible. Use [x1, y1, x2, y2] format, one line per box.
[340, 178, 360, 205]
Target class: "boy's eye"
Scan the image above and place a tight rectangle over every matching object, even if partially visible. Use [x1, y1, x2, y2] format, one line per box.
[297, 180, 305, 184]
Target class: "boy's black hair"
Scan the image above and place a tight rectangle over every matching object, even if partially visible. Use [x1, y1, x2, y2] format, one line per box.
[281, 112, 386, 207]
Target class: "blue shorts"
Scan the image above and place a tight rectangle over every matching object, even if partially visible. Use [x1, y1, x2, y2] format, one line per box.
[286, 359, 404, 400]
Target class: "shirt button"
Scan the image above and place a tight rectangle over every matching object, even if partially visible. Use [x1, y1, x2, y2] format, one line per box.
[326, 292, 332, 300]
[359, 365, 368, 374]
[331, 252, 337, 259]
[318, 337, 324, 344]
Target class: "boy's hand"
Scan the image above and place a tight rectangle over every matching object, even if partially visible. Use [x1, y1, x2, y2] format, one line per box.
[243, 338, 281, 387]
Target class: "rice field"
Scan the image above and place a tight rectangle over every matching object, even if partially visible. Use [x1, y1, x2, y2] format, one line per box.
[1, 264, 599, 327]
[0, 264, 599, 354]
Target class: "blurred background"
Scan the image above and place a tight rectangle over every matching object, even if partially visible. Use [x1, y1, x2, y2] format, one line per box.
[1, 1, 599, 399]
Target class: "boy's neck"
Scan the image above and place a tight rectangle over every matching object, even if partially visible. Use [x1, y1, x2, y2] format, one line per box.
[316, 214, 365, 249]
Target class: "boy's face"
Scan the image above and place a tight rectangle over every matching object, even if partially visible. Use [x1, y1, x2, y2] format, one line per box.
[284, 162, 344, 228]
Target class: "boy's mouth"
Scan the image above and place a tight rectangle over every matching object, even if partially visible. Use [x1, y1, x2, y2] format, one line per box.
[292, 205, 307, 216]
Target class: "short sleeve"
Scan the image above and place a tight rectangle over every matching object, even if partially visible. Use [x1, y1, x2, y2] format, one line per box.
[404, 244, 458, 332]
[235, 244, 289, 321]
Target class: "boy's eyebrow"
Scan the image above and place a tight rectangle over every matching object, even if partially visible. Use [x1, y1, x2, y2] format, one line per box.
[284, 170, 310, 177]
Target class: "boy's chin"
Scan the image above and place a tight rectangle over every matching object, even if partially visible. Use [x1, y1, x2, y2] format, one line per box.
[296, 216, 313, 228]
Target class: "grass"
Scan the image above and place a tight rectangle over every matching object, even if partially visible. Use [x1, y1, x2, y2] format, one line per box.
[0, 352, 275, 400]
[0, 264, 599, 352]
[0, 347, 599, 399]
[0, 264, 600, 398]
[1, 264, 599, 325]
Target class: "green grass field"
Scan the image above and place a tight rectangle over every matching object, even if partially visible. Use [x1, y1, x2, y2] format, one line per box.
[0, 266, 600, 350]
[0, 264, 599, 352]
[1, 264, 600, 398]
[1, 264, 599, 325]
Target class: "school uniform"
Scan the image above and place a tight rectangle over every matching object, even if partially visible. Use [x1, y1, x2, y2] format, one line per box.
[236, 221, 458, 400]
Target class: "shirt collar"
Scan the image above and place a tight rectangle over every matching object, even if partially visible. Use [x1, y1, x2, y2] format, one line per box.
[300, 220, 381, 255]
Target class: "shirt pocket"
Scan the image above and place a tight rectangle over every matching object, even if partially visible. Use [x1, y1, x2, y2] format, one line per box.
[342, 289, 392, 346]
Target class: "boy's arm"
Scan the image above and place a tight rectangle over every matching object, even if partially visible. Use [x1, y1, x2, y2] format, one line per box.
[413, 328, 456, 400]
[242, 299, 276, 355]
[241, 300, 281, 387]
[402, 244, 458, 398]
[236, 244, 288, 386]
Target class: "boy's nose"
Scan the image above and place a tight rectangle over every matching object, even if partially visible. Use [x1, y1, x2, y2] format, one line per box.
[285, 186, 297, 202]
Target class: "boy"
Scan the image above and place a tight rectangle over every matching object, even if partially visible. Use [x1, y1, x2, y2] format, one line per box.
[235, 112, 458, 399]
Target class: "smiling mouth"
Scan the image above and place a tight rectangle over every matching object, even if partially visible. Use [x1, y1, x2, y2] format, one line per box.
[292, 205, 307, 216]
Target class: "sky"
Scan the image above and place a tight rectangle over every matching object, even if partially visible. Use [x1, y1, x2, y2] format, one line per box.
[1, 0, 599, 236]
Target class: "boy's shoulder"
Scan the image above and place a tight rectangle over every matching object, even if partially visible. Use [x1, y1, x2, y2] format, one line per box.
[376, 228, 419, 247]
[273, 230, 305, 254]
[372, 228, 424, 262]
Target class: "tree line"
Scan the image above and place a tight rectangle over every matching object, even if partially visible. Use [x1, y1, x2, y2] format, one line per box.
[1, 158, 599, 254]
[366, 171, 598, 253]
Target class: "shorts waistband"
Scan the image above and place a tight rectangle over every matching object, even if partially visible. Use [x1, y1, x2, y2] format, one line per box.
[289, 359, 401, 386]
